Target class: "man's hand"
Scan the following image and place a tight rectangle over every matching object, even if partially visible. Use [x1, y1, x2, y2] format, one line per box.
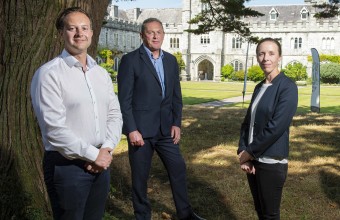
[238, 150, 253, 164]
[93, 147, 112, 170]
[84, 162, 104, 173]
[128, 130, 145, 147]
[171, 126, 181, 144]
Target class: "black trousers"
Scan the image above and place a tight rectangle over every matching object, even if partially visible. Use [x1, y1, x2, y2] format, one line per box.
[43, 151, 110, 220]
[247, 161, 288, 220]
[128, 131, 192, 220]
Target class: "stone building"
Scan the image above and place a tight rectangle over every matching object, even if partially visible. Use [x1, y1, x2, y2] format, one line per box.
[99, 0, 339, 80]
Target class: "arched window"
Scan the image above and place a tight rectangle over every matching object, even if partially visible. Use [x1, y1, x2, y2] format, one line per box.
[269, 8, 278, 21]
[201, 3, 210, 12]
[292, 37, 302, 49]
[322, 37, 326, 49]
[170, 38, 180, 48]
[231, 60, 243, 72]
[326, 37, 331, 49]
[300, 8, 309, 20]
[200, 35, 210, 44]
[232, 37, 242, 49]
[331, 37, 335, 49]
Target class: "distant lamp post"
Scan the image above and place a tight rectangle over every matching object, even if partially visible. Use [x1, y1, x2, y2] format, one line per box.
[242, 41, 250, 107]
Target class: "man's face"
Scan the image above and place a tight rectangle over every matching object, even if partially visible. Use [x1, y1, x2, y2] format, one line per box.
[61, 12, 93, 56]
[141, 21, 164, 52]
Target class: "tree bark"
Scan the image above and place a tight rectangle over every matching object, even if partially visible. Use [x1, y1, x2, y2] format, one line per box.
[0, 0, 109, 218]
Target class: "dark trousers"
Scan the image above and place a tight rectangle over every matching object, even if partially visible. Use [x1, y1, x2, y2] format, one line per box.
[128, 131, 192, 220]
[43, 151, 110, 220]
[247, 161, 288, 220]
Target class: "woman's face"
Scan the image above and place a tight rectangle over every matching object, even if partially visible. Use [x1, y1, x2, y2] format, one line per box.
[256, 41, 281, 75]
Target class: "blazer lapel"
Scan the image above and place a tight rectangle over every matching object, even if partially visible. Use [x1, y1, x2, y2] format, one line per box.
[139, 46, 162, 89]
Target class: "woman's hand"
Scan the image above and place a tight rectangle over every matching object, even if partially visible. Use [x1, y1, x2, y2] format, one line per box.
[240, 161, 256, 174]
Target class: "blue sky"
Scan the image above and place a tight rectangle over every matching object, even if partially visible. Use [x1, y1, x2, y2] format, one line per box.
[115, 0, 306, 10]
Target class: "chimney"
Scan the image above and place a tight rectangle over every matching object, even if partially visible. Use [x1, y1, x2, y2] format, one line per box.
[134, 8, 141, 20]
[114, 5, 119, 18]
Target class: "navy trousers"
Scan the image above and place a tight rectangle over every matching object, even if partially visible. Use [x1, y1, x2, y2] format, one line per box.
[247, 161, 288, 220]
[128, 131, 192, 220]
[43, 151, 110, 220]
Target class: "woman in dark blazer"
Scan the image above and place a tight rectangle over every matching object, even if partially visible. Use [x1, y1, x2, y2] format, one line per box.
[238, 38, 298, 220]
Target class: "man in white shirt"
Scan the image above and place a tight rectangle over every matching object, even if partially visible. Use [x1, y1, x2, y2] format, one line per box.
[30, 7, 122, 220]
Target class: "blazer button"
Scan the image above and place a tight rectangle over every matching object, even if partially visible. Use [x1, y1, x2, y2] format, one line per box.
[160, 93, 162, 96]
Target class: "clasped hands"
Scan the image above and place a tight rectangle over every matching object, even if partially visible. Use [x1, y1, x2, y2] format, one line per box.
[85, 147, 112, 173]
[238, 150, 255, 174]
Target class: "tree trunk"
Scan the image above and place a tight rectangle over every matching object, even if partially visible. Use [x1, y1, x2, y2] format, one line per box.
[0, 0, 109, 218]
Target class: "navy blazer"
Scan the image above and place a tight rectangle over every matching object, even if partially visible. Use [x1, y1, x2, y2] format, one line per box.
[238, 72, 298, 159]
[117, 45, 182, 138]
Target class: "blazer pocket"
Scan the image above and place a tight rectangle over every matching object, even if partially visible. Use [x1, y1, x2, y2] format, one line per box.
[133, 104, 150, 110]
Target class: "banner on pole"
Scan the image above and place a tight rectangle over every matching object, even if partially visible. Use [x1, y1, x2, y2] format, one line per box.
[310, 48, 320, 113]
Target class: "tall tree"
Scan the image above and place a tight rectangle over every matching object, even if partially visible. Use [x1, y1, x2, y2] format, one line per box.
[0, 1, 109, 219]
[313, 0, 340, 19]
[186, 0, 264, 43]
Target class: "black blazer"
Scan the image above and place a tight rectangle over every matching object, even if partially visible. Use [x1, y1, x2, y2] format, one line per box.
[238, 72, 298, 159]
[117, 45, 182, 138]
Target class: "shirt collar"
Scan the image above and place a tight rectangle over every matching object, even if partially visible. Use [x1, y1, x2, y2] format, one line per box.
[143, 44, 164, 60]
[61, 49, 97, 69]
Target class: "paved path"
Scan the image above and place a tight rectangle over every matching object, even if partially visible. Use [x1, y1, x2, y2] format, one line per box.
[199, 94, 252, 107]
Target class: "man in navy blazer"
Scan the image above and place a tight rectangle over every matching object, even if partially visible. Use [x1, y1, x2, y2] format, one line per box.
[117, 18, 204, 220]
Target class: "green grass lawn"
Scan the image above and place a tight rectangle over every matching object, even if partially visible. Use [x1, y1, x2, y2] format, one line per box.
[181, 81, 340, 114]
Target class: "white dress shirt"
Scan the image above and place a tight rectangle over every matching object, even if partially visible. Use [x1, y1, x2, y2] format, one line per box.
[31, 49, 123, 162]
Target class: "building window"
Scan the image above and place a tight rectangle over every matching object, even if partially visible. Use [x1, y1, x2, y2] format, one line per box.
[114, 33, 118, 46]
[200, 35, 210, 44]
[232, 37, 242, 49]
[201, 3, 210, 12]
[127, 34, 131, 49]
[300, 8, 309, 20]
[131, 36, 135, 48]
[170, 38, 179, 48]
[323, 37, 335, 49]
[231, 60, 243, 72]
[269, 8, 278, 21]
[291, 37, 302, 49]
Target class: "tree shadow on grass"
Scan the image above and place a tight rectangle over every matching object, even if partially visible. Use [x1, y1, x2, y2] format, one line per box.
[319, 169, 340, 206]
[108, 107, 340, 219]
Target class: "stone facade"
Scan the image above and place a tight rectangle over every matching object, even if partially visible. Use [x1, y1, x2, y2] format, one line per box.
[99, 0, 340, 80]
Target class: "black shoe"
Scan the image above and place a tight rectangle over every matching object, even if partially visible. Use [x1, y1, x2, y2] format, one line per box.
[189, 212, 206, 220]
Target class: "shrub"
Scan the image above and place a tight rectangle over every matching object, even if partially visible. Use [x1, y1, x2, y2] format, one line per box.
[221, 64, 234, 80]
[100, 63, 117, 81]
[320, 63, 340, 84]
[231, 70, 245, 81]
[173, 52, 186, 71]
[283, 63, 307, 81]
[247, 65, 263, 82]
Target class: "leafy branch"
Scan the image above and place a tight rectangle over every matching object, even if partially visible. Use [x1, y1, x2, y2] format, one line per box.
[186, 0, 264, 43]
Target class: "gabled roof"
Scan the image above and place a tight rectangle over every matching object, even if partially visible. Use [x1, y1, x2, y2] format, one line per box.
[247, 5, 315, 21]
[135, 8, 182, 24]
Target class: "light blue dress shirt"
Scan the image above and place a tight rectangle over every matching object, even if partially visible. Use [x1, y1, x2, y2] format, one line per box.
[143, 45, 165, 98]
